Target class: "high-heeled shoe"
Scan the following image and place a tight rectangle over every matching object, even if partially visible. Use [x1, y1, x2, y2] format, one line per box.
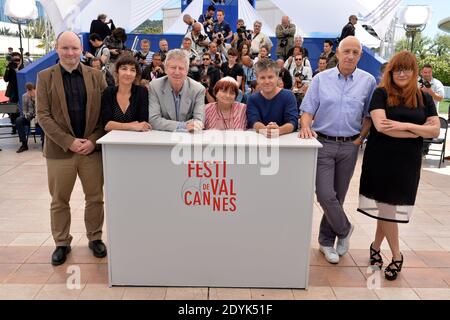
[370, 242, 383, 268]
[384, 253, 404, 281]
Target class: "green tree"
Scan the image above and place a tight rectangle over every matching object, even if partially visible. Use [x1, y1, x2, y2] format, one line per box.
[395, 33, 450, 86]
[395, 32, 431, 59]
[429, 34, 450, 57]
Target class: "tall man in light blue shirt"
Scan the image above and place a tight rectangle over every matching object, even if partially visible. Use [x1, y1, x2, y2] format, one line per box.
[299, 36, 377, 264]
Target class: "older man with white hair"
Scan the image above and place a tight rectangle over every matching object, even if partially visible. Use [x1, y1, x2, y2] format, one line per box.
[299, 36, 377, 265]
[149, 49, 205, 132]
[250, 21, 273, 58]
[287, 35, 309, 58]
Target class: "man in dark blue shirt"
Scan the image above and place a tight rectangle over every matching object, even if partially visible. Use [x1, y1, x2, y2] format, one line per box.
[247, 59, 298, 138]
[213, 9, 232, 44]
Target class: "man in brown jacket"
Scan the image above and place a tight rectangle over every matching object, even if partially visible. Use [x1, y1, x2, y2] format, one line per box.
[36, 31, 108, 266]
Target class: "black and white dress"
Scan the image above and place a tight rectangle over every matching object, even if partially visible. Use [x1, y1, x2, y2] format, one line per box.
[358, 87, 437, 223]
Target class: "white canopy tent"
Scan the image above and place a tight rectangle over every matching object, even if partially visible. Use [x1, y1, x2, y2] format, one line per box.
[166, 0, 276, 36]
[37, 0, 173, 34]
[271, 0, 402, 40]
[35, 0, 401, 48]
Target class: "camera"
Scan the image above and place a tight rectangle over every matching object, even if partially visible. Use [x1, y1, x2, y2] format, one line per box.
[197, 34, 206, 42]
[134, 51, 147, 61]
[279, 37, 288, 48]
[294, 72, 306, 81]
[419, 77, 432, 89]
[8, 59, 20, 69]
[200, 75, 210, 88]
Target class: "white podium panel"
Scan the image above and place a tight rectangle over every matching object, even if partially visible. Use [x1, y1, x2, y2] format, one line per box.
[98, 131, 321, 288]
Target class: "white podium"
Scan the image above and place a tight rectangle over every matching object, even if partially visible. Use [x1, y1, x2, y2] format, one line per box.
[98, 130, 321, 288]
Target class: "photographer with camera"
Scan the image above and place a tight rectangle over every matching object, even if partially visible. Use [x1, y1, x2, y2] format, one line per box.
[213, 9, 233, 44]
[185, 22, 210, 56]
[231, 19, 252, 51]
[292, 72, 309, 111]
[85, 33, 110, 69]
[198, 5, 216, 41]
[104, 27, 127, 72]
[90, 14, 116, 41]
[142, 53, 166, 83]
[419, 64, 445, 110]
[276, 58, 293, 90]
[419, 63, 445, 156]
[198, 52, 221, 103]
[182, 37, 202, 81]
[276, 16, 296, 60]
[208, 41, 227, 68]
[286, 52, 312, 83]
[158, 39, 169, 62]
[4, 51, 23, 134]
[133, 39, 155, 71]
[250, 21, 273, 58]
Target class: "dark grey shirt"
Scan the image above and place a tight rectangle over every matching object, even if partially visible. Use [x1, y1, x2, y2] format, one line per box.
[60, 64, 87, 138]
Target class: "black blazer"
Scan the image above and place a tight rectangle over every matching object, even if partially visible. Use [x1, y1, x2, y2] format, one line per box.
[101, 84, 149, 127]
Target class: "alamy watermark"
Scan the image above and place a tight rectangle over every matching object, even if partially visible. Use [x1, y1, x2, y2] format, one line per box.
[170, 131, 281, 175]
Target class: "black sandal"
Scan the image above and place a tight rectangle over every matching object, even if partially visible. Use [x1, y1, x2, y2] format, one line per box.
[384, 253, 404, 281]
[370, 242, 383, 268]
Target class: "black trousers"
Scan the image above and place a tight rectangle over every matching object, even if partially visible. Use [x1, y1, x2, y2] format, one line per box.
[15, 116, 30, 144]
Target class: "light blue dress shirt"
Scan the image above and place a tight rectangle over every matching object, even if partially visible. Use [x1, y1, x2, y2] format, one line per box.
[300, 67, 377, 137]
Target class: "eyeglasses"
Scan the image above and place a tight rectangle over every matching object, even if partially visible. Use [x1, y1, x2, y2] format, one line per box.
[392, 69, 413, 76]
[295, 58, 302, 61]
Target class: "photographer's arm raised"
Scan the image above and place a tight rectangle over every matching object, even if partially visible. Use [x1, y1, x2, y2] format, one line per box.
[421, 86, 444, 102]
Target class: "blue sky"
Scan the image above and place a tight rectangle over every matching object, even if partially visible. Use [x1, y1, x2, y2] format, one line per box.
[405, 0, 449, 38]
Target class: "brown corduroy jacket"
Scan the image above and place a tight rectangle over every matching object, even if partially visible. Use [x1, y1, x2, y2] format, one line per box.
[36, 63, 107, 159]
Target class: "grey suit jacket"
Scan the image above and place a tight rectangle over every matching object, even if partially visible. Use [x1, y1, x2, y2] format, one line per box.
[148, 76, 205, 131]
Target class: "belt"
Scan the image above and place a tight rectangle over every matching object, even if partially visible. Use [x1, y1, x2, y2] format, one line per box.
[317, 132, 359, 142]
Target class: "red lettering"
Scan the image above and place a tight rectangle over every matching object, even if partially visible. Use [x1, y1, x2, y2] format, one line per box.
[203, 191, 210, 205]
[223, 161, 227, 178]
[229, 197, 237, 212]
[222, 198, 229, 212]
[195, 163, 202, 177]
[211, 179, 219, 195]
[193, 192, 201, 205]
[204, 161, 212, 178]
[184, 191, 192, 205]
[187, 161, 195, 177]
[229, 179, 236, 196]
[213, 197, 221, 211]
[219, 180, 228, 195]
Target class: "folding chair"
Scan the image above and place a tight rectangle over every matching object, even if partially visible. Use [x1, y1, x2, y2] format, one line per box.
[423, 117, 448, 168]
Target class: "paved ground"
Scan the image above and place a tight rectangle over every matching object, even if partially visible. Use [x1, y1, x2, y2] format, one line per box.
[0, 124, 449, 300]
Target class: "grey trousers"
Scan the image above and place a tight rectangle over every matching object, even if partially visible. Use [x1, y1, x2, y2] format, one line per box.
[316, 139, 359, 247]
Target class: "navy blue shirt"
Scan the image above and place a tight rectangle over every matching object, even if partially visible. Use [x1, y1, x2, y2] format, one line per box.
[246, 89, 298, 130]
[213, 20, 232, 42]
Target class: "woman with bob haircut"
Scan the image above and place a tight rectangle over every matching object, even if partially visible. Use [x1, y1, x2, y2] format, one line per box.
[101, 55, 151, 132]
[204, 76, 247, 130]
[358, 51, 440, 281]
